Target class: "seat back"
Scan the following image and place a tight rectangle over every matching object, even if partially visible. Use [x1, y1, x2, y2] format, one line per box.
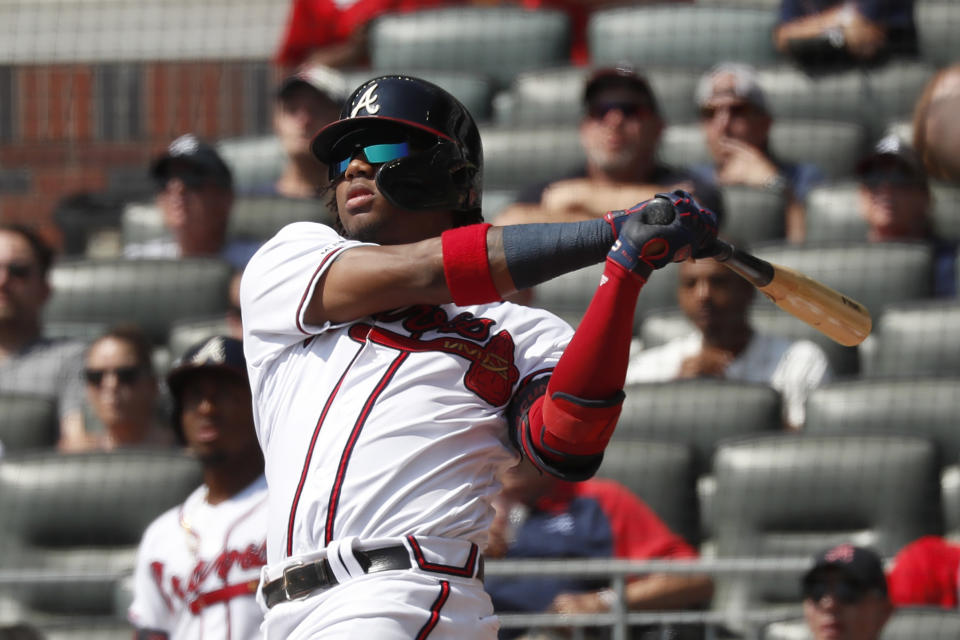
[757, 65, 865, 125]
[917, 1, 960, 67]
[803, 182, 867, 243]
[720, 185, 787, 244]
[216, 135, 285, 196]
[860, 300, 960, 378]
[0, 394, 58, 453]
[596, 439, 699, 546]
[44, 258, 233, 345]
[228, 196, 332, 241]
[481, 125, 584, 191]
[764, 607, 960, 640]
[369, 7, 570, 88]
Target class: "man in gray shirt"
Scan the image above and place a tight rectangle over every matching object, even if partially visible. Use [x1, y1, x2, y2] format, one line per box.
[0, 224, 86, 450]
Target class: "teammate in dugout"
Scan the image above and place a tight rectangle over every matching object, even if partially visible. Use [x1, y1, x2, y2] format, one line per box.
[240, 75, 718, 639]
[129, 336, 268, 639]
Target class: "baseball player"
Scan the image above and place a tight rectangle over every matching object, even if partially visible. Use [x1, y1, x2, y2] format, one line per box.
[129, 336, 268, 640]
[240, 75, 718, 639]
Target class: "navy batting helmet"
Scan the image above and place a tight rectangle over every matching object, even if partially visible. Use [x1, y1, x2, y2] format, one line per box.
[311, 75, 483, 216]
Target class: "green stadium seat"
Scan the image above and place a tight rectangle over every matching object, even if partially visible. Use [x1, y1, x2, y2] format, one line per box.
[588, 5, 780, 68]
[0, 394, 58, 453]
[369, 7, 570, 88]
[343, 69, 496, 123]
[44, 258, 233, 345]
[860, 299, 960, 379]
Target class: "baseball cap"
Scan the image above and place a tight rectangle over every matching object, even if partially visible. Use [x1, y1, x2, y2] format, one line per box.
[166, 335, 247, 399]
[803, 544, 888, 596]
[855, 134, 927, 186]
[695, 63, 768, 113]
[583, 64, 659, 115]
[277, 65, 347, 107]
[150, 133, 233, 189]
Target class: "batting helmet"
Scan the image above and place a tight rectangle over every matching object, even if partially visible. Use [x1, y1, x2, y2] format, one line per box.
[166, 335, 247, 443]
[310, 75, 483, 217]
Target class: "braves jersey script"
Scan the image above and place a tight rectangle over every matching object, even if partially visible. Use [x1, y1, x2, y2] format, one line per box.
[240, 222, 573, 566]
[129, 476, 269, 639]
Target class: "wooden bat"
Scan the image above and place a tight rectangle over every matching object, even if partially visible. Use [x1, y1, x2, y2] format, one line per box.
[711, 240, 872, 347]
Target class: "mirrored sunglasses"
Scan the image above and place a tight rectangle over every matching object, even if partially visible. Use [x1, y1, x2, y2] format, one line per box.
[330, 142, 411, 180]
[587, 101, 651, 120]
[83, 366, 144, 387]
[803, 579, 868, 605]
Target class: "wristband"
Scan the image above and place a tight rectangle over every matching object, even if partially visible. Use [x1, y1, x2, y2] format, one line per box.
[441, 223, 501, 305]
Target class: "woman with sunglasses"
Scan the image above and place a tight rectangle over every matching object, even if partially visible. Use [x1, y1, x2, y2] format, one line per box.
[81, 325, 174, 451]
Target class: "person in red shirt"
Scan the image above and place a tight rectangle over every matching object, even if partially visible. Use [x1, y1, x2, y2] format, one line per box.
[887, 536, 960, 609]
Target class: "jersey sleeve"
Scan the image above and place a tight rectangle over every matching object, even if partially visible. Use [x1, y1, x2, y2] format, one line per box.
[240, 222, 370, 369]
[128, 516, 175, 633]
[887, 535, 960, 608]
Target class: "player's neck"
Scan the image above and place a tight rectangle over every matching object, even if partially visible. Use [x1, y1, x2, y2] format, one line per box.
[203, 450, 264, 505]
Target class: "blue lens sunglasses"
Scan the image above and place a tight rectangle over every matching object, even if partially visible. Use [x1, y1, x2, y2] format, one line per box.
[331, 142, 411, 179]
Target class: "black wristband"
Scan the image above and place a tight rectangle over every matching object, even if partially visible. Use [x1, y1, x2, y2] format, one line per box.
[501, 219, 614, 290]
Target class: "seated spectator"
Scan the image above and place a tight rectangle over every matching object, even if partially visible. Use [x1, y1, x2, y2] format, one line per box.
[125, 134, 260, 270]
[912, 63, 960, 184]
[887, 535, 960, 609]
[265, 65, 346, 200]
[802, 544, 892, 640]
[226, 269, 244, 339]
[484, 458, 713, 639]
[626, 254, 832, 430]
[0, 224, 87, 451]
[494, 64, 723, 227]
[82, 325, 174, 450]
[774, 0, 918, 71]
[856, 133, 956, 296]
[692, 63, 824, 242]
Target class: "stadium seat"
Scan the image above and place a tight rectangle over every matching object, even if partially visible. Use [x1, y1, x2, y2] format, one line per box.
[588, 5, 780, 68]
[216, 135, 285, 197]
[0, 394, 58, 453]
[120, 202, 166, 247]
[368, 7, 570, 88]
[480, 125, 584, 192]
[167, 316, 231, 362]
[720, 185, 788, 244]
[44, 257, 233, 345]
[342, 69, 496, 123]
[481, 189, 517, 222]
[0, 450, 202, 625]
[495, 65, 700, 126]
[803, 182, 866, 243]
[860, 299, 960, 378]
[917, 1, 960, 67]
[805, 376, 960, 537]
[756, 65, 865, 125]
[711, 434, 942, 613]
[762, 607, 960, 640]
[596, 439, 699, 546]
[640, 307, 860, 378]
[862, 61, 936, 142]
[931, 182, 960, 244]
[752, 241, 935, 317]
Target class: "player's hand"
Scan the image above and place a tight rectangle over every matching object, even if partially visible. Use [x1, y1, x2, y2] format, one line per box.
[548, 591, 610, 615]
[606, 195, 696, 278]
[656, 190, 719, 258]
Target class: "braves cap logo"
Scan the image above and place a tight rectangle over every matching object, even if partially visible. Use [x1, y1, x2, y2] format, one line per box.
[351, 83, 380, 118]
[168, 133, 200, 157]
[190, 337, 228, 366]
[824, 544, 856, 563]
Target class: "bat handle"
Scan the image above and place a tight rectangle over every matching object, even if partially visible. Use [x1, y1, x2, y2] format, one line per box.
[708, 240, 775, 288]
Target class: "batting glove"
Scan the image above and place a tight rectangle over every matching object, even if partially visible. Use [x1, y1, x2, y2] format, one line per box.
[606, 195, 695, 279]
[657, 189, 719, 258]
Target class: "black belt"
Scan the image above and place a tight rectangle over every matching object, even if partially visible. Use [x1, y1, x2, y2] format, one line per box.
[263, 544, 412, 609]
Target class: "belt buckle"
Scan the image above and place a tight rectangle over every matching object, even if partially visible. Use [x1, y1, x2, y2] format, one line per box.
[281, 561, 313, 602]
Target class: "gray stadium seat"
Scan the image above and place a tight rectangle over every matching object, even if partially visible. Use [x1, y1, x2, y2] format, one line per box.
[369, 7, 570, 88]
[167, 316, 231, 362]
[863, 61, 936, 141]
[44, 257, 233, 345]
[0, 450, 201, 625]
[588, 6, 780, 68]
[481, 189, 517, 222]
[752, 241, 935, 317]
[720, 185, 788, 244]
[860, 299, 960, 378]
[931, 183, 960, 243]
[805, 376, 960, 537]
[216, 135, 285, 196]
[757, 65, 865, 125]
[596, 439, 699, 546]
[0, 394, 58, 452]
[917, 1, 960, 67]
[120, 202, 166, 247]
[640, 307, 860, 378]
[712, 434, 942, 613]
[343, 69, 496, 123]
[803, 182, 866, 243]
[763, 607, 960, 640]
[480, 125, 584, 192]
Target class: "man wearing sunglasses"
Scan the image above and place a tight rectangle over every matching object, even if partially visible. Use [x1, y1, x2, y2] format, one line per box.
[802, 544, 892, 640]
[240, 75, 718, 638]
[495, 65, 722, 227]
[855, 134, 955, 297]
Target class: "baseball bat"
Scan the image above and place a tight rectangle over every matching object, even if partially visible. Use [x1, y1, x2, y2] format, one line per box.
[640, 197, 872, 347]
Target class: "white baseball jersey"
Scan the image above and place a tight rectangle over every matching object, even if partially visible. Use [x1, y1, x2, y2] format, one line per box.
[240, 221, 572, 566]
[129, 475, 269, 640]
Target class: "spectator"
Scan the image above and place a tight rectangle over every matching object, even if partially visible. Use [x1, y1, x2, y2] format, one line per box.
[774, 0, 918, 71]
[266, 65, 346, 200]
[484, 458, 713, 639]
[0, 224, 87, 451]
[125, 134, 260, 270]
[692, 63, 824, 243]
[226, 269, 244, 340]
[82, 325, 174, 450]
[912, 63, 960, 185]
[856, 133, 956, 297]
[626, 254, 832, 430]
[802, 544, 892, 640]
[494, 64, 723, 227]
[129, 336, 267, 639]
[887, 536, 960, 609]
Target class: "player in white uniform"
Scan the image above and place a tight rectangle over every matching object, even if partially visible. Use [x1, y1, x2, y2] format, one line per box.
[129, 336, 268, 640]
[240, 75, 719, 639]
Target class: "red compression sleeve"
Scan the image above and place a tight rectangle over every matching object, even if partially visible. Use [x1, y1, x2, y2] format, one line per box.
[441, 223, 502, 305]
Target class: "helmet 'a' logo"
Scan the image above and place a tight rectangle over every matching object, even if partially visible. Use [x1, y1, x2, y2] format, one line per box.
[351, 83, 380, 118]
